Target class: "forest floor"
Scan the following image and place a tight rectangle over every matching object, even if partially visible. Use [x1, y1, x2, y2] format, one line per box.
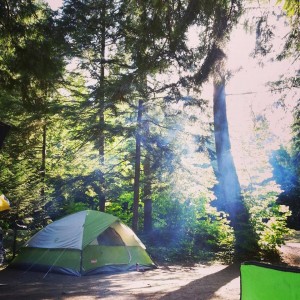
[0, 233, 300, 300]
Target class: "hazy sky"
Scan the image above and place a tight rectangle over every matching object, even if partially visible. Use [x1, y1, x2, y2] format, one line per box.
[46, 0, 62, 10]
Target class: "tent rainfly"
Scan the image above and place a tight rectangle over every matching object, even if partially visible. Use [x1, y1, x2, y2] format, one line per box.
[11, 210, 156, 276]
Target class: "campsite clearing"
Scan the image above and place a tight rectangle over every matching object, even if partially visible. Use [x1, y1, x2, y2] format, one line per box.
[0, 263, 240, 300]
[0, 233, 299, 300]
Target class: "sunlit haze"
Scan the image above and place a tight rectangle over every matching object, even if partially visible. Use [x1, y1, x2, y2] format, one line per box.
[45, 0, 297, 188]
[225, 3, 297, 186]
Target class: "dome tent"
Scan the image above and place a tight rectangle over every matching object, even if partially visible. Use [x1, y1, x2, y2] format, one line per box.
[11, 210, 156, 276]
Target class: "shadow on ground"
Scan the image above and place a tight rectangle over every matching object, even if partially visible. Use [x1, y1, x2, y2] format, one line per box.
[0, 268, 107, 299]
[140, 264, 240, 300]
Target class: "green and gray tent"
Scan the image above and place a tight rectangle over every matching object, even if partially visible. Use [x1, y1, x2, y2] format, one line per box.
[11, 210, 156, 276]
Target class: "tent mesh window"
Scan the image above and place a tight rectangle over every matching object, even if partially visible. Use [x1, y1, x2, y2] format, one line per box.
[96, 227, 125, 246]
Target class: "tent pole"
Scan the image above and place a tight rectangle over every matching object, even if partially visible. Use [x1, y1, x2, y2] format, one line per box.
[125, 245, 132, 264]
[43, 249, 66, 279]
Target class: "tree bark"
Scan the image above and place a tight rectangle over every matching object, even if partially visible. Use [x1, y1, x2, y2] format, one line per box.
[213, 79, 259, 259]
[143, 144, 152, 233]
[98, 0, 106, 212]
[132, 99, 143, 232]
[40, 123, 46, 202]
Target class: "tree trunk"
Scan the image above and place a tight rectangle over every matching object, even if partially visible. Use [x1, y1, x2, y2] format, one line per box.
[40, 123, 46, 202]
[98, 0, 106, 212]
[12, 226, 17, 259]
[132, 99, 143, 232]
[213, 79, 259, 259]
[143, 149, 152, 233]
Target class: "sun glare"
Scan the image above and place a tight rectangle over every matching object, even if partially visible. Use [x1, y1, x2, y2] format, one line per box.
[224, 3, 297, 187]
[45, 0, 62, 10]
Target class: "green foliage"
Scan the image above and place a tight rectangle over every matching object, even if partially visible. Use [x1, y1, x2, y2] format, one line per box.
[244, 183, 291, 259]
[274, 1, 299, 58]
[63, 201, 89, 215]
[105, 191, 133, 225]
[277, 0, 300, 17]
[270, 118, 300, 230]
[143, 194, 234, 263]
[2, 229, 32, 261]
[235, 117, 292, 259]
[0, 0, 65, 235]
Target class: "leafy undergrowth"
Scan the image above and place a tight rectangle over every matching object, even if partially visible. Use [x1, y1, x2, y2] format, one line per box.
[146, 243, 235, 266]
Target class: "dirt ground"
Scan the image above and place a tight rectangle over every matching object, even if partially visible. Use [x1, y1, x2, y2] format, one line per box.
[0, 236, 299, 300]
